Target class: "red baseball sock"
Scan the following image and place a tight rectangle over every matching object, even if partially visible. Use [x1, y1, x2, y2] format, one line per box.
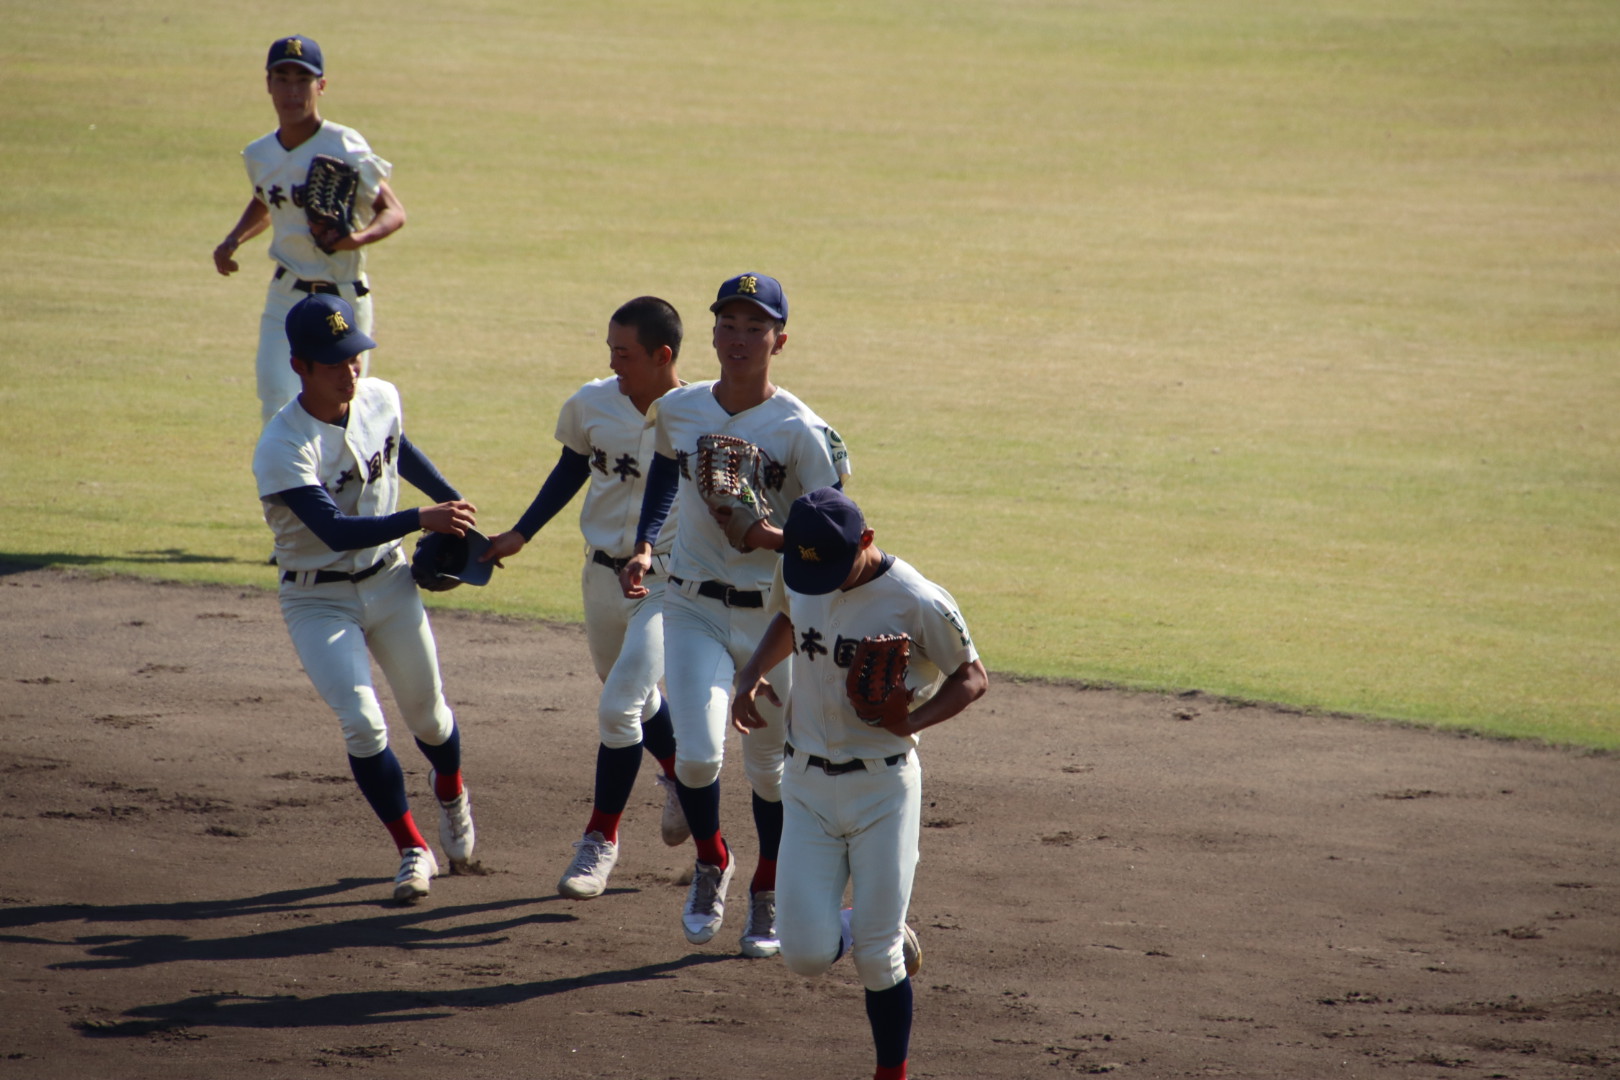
[658, 755, 677, 779]
[875, 1063, 907, 1080]
[694, 831, 728, 869]
[751, 857, 777, 894]
[586, 809, 622, 844]
[384, 811, 428, 852]
[432, 769, 463, 802]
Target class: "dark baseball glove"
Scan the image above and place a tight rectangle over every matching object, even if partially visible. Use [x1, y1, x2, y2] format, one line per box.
[846, 633, 912, 728]
[695, 434, 774, 552]
[303, 154, 359, 253]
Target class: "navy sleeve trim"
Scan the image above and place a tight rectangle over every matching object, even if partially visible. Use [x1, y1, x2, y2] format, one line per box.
[635, 452, 680, 548]
[276, 485, 422, 552]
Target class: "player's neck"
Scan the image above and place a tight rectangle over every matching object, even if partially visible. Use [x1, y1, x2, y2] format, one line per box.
[277, 114, 323, 151]
[297, 392, 350, 426]
[629, 376, 681, 416]
[711, 375, 775, 417]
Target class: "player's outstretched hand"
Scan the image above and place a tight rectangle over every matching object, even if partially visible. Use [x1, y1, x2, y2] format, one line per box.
[481, 530, 525, 565]
[212, 242, 240, 276]
[420, 500, 477, 537]
[731, 671, 780, 734]
[619, 551, 653, 599]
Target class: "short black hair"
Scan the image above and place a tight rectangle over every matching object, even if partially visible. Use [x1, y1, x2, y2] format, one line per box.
[611, 296, 683, 362]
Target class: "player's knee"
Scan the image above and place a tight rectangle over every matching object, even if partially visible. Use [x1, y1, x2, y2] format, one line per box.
[674, 756, 720, 789]
[780, 943, 837, 979]
[597, 702, 643, 748]
[852, 950, 906, 993]
[343, 726, 387, 759]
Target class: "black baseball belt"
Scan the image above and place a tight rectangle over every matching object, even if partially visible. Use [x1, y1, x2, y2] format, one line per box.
[275, 265, 370, 297]
[281, 556, 387, 586]
[668, 574, 762, 608]
[786, 742, 906, 775]
[592, 550, 658, 576]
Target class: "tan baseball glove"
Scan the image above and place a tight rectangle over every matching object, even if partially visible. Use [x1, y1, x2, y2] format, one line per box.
[695, 434, 774, 552]
[846, 633, 912, 727]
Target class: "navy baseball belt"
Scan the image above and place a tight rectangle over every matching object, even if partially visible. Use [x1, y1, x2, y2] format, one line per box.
[668, 574, 762, 608]
[281, 556, 387, 587]
[786, 742, 905, 775]
[274, 266, 370, 297]
[592, 549, 657, 576]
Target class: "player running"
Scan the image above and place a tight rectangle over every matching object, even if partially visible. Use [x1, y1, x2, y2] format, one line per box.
[215, 35, 406, 426]
[480, 296, 691, 899]
[620, 272, 850, 957]
[252, 293, 477, 904]
[732, 487, 988, 1080]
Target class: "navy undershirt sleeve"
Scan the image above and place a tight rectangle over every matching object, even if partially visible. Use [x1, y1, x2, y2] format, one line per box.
[398, 433, 462, 503]
[276, 486, 422, 552]
[635, 452, 680, 549]
[513, 447, 592, 540]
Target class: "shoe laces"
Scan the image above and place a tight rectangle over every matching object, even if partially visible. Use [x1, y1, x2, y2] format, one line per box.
[398, 848, 431, 879]
[571, 834, 611, 872]
[746, 891, 776, 936]
[688, 864, 723, 915]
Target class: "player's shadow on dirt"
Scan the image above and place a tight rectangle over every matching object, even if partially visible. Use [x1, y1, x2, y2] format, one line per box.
[83, 955, 735, 1036]
[1, 878, 572, 972]
[0, 551, 249, 576]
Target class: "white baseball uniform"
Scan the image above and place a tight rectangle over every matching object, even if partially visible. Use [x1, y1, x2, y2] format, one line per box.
[769, 554, 978, 992]
[252, 377, 454, 759]
[242, 121, 390, 425]
[654, 382, 849, 798]
[555, 377, 677, 746]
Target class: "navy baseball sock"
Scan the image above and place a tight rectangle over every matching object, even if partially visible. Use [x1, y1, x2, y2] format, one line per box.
[750, 792, 783, 891]
[413, 724, 463, 800]
[865, 978, 913, 1072]
[349, 748, 425, 850]
[592, 741, 643, 821]
[676, 779, 725, 865]
[640, 700, 677, 762]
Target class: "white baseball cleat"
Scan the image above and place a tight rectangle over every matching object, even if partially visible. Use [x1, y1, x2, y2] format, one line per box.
[682, 859, 735, 944]
[739, 889, 780, 958]
[653, 773, 691, 847]
[558, 831, 619, 900]
[393, 846, 438, 904]
[429, 771, 476, 871]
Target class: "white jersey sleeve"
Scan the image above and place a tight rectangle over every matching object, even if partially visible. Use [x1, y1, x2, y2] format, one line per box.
[556, 378, 673, 558]
[243, 120, 391, 284]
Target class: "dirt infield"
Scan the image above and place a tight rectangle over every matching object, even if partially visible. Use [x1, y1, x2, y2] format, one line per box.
[2, 565, 1615, 1079]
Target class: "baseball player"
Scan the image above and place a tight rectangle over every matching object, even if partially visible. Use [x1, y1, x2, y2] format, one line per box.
[252, 292, 477, 904]
[732, 488, 988, 1080]
[215, 35, 406, 426]
[480, 296, 690, 899]
[620, 273, 850, 957]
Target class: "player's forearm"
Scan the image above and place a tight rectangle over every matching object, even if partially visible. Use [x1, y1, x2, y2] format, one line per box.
[277, 486, 425, 552]
[513, 448, 590, 540]
[739, 614, 796, 687]
[898, 659, 989, 736]
[634, 453, 679, 549]
[222, 199, 270, 249]
[349, 180, 405, 246]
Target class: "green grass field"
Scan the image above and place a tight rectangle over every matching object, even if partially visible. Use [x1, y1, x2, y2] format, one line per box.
[3, 1, 1616, 748]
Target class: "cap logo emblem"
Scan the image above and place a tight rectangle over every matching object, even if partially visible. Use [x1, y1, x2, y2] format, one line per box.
[326, 311, 350, 335]
[738, 275, 758, 296]
[797, 545, 822, 563]
[284, 38, 303, 57]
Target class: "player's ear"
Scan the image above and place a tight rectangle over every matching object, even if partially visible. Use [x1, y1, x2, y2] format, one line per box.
[859, 528, 875, 549]
[289, 355, 311, 378]
[770, 330, 788, 356]
[654, 344, 673, 366]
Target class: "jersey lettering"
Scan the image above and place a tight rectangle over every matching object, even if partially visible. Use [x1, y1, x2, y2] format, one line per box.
[832, 634, 861, 669]
[266, 184, 287, 208]
[676, 448, 691, 480]
[291, 182, 308, 209]
[331, 466, 357, 495]
[797, 627, 828, 661]
[590, 447, 609, 475]
[383, 435, 395, 465]
[762, 460, 786, 492]
[366, 450, 383, 483]
[613, 453, 641, 482]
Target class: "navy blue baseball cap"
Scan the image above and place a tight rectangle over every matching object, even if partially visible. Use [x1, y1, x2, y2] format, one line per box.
[710, 272, 788, 323]
[267, 35, 323, 76]
[285, 294, 376, 365]
[782, 487, 865, 595]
